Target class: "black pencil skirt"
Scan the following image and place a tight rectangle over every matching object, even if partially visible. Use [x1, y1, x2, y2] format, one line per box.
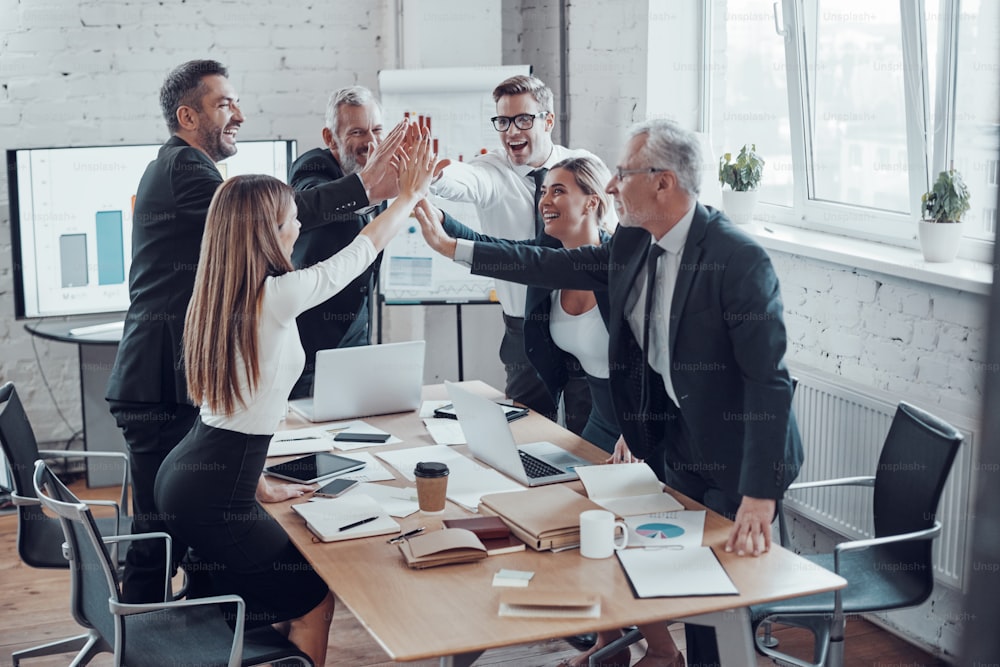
[154, 419, 327, 627]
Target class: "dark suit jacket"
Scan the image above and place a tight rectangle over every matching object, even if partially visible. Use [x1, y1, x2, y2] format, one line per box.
[288, 148, 385, 394]
[106, 136, 370, 406]
[466, 203, 802, 500]
[441, 211, 611, 405]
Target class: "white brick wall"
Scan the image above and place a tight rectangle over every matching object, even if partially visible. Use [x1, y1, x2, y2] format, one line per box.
[1, 0, 389, 442]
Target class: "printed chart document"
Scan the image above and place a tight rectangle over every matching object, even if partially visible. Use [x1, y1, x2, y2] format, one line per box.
[617, 547, 738, 598]
[376, 444, 524, 510]
[575, 463, 684, 516]
[335, 451, 395, 483]
[624, 510, 706, 549]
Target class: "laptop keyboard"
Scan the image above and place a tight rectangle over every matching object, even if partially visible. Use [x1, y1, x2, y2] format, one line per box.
[519, 450, 564, 479]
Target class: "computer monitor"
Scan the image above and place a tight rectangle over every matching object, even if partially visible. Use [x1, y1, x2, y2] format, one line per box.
[6, 139, 296, 319]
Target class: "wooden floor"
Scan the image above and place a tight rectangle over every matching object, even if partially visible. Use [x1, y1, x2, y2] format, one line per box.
[0, 476, 950, 667]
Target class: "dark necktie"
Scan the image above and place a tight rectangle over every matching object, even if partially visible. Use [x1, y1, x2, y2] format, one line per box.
[640, 244, 666, 415]
[528, 167, 548, 235]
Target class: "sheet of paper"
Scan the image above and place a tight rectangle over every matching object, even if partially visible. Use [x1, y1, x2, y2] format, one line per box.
[335, 451, 396, 483]
[423, 418, 467, 445]
[351, 482, 420, 517]
[267, 427, 335, 457]
[623, 510, 706, 548]
[376, 445, 525, 511]
[616, 546, 738, 597]
[419, 399, 452, 418]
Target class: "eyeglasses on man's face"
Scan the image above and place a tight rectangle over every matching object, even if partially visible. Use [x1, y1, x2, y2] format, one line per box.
[613, 166, 670, 181]
[490, 112, 548, 132]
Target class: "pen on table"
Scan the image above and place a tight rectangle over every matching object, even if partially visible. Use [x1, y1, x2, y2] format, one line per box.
[274, 436, 321, 442]
[338, 516, 378, 532]
[388, 527, 425, 544]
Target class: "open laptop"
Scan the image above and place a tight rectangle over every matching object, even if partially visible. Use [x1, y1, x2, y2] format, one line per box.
[289, 341, 425, 422]
[445, 382, 592, 486]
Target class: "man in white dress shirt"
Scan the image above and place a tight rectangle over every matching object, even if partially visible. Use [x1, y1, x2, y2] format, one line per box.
[431, 74, 614, 430]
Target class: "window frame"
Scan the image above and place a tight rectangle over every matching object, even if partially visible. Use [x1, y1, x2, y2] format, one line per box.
[707, 0, 994, 262]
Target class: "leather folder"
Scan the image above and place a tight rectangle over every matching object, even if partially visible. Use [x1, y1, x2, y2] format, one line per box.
[397, 528, 488, 569]
[478, 485, 604, 551]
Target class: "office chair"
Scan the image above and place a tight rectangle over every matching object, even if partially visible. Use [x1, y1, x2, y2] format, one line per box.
[32, 459, 314, 667]
[750, 401, 963, 667]
[0, 381, 130, 666]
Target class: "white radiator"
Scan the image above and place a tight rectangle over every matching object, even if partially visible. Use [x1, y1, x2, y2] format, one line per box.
[785, 370, 974, 589]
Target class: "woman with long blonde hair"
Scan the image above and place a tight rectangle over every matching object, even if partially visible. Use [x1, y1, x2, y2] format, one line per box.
[155, 133, 435, 664]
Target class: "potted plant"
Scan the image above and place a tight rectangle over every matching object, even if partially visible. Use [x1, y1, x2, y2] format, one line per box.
[718, 144, 765, 224]
[919, 168, 971, 262]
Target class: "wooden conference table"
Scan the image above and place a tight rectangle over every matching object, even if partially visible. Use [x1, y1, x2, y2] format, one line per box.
[264, 381, 845, 666]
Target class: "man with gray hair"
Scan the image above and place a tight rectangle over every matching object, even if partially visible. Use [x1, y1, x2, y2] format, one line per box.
[420, 117, 802, 666]
[288, 85, 388, 399]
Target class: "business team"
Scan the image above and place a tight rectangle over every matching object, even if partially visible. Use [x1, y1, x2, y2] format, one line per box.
[108, 59, 800, 667]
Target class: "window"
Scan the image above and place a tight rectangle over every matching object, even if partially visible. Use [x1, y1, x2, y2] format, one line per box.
[707, 0, 999, 256]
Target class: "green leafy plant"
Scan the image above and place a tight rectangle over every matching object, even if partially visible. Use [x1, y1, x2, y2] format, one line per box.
[718, 144, 765, 192]
[921, 169, 971, 223]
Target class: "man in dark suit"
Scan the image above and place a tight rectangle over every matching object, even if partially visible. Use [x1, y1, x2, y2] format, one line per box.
[287, 86, 388, 400]
[105, 60, 406, 603]
[419, 118, 801, 666]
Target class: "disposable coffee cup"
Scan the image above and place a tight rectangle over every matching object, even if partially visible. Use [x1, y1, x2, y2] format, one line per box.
[414, 461, 449, 514]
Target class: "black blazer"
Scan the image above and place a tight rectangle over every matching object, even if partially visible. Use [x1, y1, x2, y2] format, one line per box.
[441, 211, 611, 404]
[106, 136, 370, 406]
[466, 203, 802, 500]
[289, 148, 385, 375]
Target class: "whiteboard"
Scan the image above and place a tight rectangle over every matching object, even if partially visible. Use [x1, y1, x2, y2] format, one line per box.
[377, 65, 530, 303]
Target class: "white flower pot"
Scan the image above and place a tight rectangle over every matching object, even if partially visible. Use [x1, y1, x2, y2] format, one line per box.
[918, 220, 963, 263]
[722, 189, 759, 225]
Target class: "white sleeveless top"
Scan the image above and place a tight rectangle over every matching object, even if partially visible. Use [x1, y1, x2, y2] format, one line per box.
[548, 290, 610, 379]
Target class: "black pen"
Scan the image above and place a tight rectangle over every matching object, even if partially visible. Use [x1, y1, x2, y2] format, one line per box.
[338, 516, 378, 532]
[387, 526, 426, 543]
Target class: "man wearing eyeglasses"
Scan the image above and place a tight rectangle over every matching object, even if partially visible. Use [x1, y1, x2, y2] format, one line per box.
[421, 118, 802, 667]
[431, 74, 615, 431]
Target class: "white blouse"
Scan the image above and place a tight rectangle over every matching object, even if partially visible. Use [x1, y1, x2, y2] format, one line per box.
[199, 235, 377, 434]
[548, 291, 610, 380]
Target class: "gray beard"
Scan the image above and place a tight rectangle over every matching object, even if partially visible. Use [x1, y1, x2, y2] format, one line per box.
[337, 147, 362, 176]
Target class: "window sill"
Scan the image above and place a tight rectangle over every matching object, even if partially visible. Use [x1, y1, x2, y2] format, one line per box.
[744, 222, 994, 296]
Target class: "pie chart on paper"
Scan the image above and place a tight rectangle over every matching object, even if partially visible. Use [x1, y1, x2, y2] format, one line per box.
[635, 522, 685, 540]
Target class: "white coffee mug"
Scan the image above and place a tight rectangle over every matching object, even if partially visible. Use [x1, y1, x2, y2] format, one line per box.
[579, 509, 629, 559]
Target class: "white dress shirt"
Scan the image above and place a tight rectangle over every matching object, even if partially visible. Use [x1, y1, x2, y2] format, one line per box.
[625, 204, 697, 407]
[431, 144, 616, 318]
[199, 235, 377, 434]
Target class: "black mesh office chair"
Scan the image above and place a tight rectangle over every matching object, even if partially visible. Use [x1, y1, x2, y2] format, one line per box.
[0, 381, 130, 665]
[751, 401, 963, 667]
[32, 459, 314, 667]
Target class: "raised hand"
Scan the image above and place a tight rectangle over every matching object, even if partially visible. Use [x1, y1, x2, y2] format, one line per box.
[413, 198, 457, 259]
[397, 128, 436, 200]
[359, 117, 409, 203]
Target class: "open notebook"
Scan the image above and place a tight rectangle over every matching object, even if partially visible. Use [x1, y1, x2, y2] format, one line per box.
[292, 494, 399, 542]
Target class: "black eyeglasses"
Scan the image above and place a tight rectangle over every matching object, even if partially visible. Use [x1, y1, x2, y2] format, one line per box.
[490, 112, 548, 132]
[614, 166, 670, 180]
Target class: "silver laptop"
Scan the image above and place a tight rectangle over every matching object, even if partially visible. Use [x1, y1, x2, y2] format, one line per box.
[289, 341, 425, 422]
[445, 382, 591, 486]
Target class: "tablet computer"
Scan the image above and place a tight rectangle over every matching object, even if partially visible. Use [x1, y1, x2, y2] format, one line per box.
[264, 452, 365, 484]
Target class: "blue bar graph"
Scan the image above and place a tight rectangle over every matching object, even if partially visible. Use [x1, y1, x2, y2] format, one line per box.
[95, 210, 124, 285]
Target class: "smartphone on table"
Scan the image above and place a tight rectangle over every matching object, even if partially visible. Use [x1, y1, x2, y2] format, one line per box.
[313, 478, 360, 498]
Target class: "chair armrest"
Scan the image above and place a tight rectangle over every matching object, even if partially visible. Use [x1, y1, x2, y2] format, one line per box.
[10, 492, 40, 507]
[103, 532, 173, 601]
[37, 449, 130, 514]
[110, 594, 247, 667]
[787, 476, 876, 491]
[833, 522, 942, 570]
